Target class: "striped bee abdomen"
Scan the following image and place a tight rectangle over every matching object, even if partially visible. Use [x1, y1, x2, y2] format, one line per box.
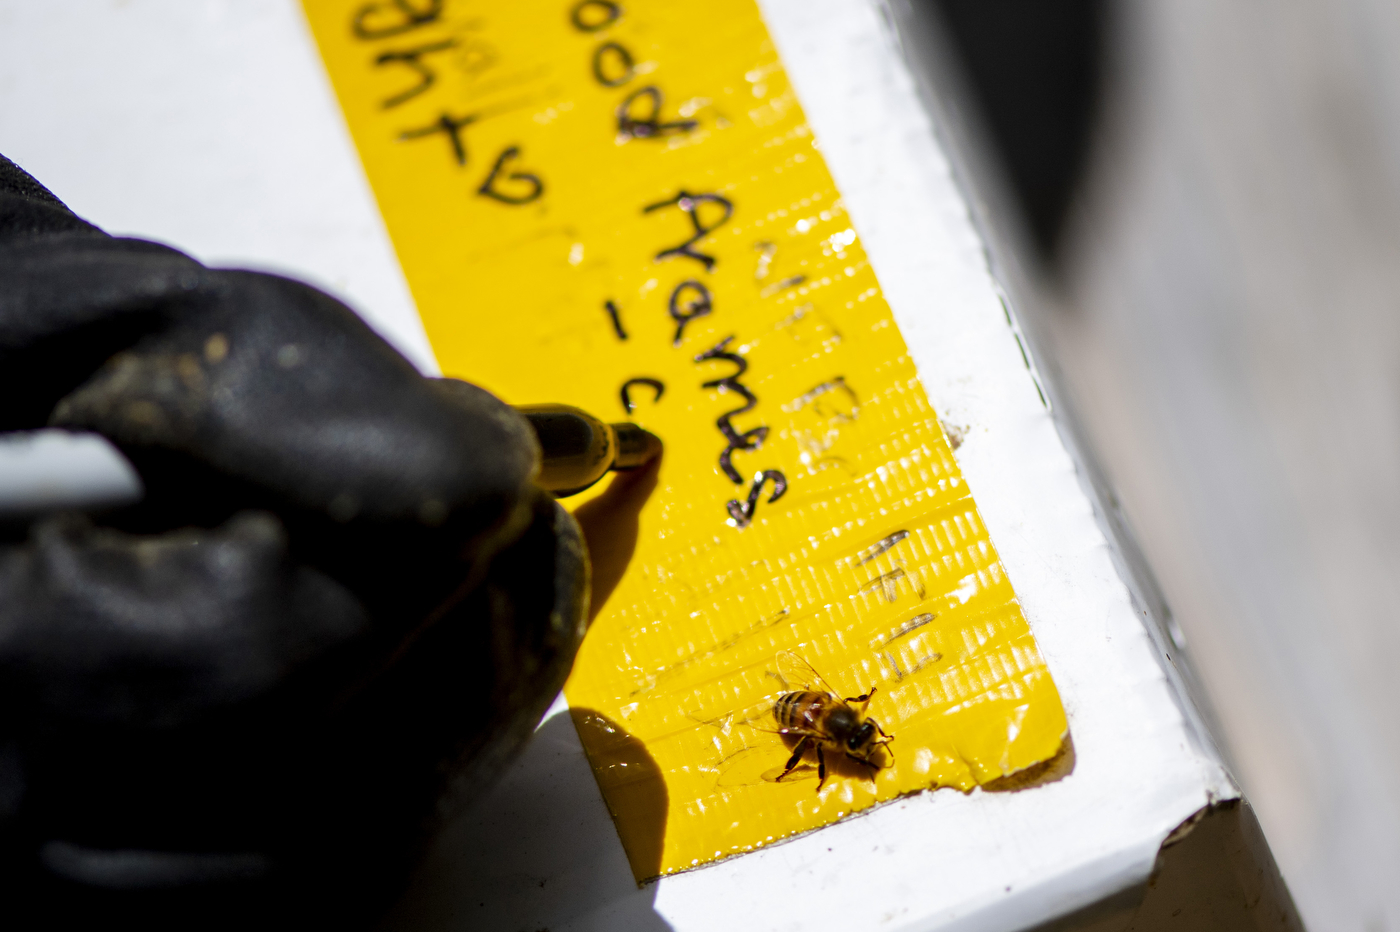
[774, 690, 832, 732]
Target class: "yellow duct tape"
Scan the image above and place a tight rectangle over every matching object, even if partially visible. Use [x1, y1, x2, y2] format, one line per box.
[302, 0, 1068, 881]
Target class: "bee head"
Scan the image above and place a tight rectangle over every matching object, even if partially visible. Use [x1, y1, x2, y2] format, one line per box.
[847, 720, 876, 752]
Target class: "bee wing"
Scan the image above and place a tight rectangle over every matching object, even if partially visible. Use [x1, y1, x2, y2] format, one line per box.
[774, 650, 840, 696]
[688, 652, 834, 738]
[687, 694, 781, 736]
[713, 746, 776, 787]
[712, 746, 820, 787]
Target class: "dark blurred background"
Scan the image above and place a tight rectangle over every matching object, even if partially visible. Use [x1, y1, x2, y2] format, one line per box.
[933, 0, 1105, 259]
[907, 1, 1400, 929]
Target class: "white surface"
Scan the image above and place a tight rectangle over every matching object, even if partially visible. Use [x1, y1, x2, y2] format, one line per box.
[0, 3, 1234, 931]
[0, 0, 437, 374]
[0, 430, 142, 515]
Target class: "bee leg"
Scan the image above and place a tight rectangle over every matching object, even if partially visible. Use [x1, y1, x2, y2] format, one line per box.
[777, 735, 813, 782]
[845, 685, 878, 706]
[816, 745, 827, 791]
[874, 724, 896, 760]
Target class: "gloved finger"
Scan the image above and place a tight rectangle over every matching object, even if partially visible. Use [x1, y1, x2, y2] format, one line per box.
[0, 510, 367, 730]
[0, 154, 544, 635]
[45, 268, 542, 618]
[0, 152, 593, 927]
[0, 491, 587, 924]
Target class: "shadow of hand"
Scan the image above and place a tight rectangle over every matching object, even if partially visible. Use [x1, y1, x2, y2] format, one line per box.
[571, 454, 661, 621]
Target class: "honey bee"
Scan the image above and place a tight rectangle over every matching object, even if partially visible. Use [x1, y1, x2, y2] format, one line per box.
[726, 651, 895, 791]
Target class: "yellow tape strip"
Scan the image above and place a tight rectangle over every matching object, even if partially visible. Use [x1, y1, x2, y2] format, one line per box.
[303, 0, 1067, 880]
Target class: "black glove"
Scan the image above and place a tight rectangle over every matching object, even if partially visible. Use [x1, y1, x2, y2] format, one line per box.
[0, 154, 588, 927]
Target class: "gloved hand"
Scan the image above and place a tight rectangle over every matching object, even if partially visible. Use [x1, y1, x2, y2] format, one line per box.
[0, 154, 589, 927]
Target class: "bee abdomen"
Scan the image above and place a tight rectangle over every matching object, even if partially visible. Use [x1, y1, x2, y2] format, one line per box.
[775, 690, 829, 730]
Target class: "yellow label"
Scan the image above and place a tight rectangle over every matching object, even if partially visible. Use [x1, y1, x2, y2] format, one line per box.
[303, 0, 1068, 880]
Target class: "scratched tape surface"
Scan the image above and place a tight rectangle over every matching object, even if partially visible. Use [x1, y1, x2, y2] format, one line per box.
[304, 0, 1067, 880]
